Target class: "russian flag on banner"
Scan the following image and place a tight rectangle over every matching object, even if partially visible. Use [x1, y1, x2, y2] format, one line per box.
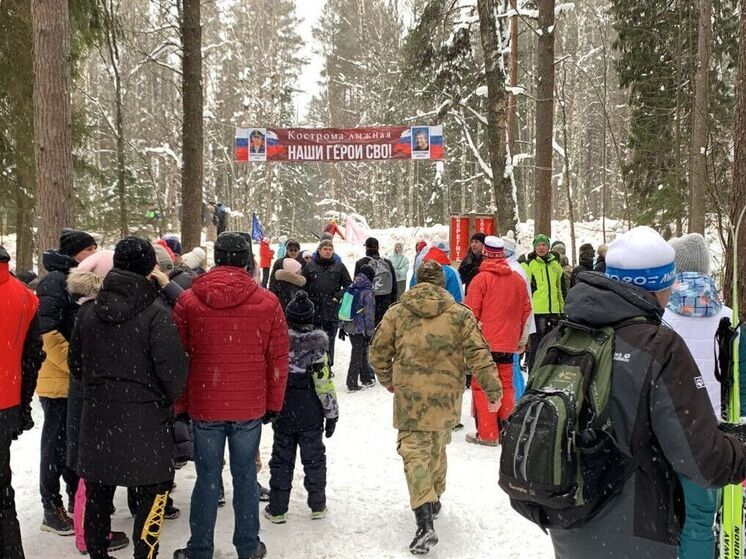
[393, 125, 444, 160]
[429, 125, 444, 160]
[266, 129, 283, 159]
[235, 128, 250, 161]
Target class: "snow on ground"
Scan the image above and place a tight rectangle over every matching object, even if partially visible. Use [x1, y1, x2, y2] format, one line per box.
[13, 338, 553, 559]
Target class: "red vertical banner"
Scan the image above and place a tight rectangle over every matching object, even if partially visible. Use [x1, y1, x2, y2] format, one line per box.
[474, 215, 496, 236]
[450, 216, 470, 262]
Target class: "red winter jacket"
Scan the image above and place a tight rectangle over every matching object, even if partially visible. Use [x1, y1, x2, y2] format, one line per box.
[173, 266, 289, 421]
[464, 258, 532, 353]
[259, 242, 274, 269]
[0, 263, 39, 410]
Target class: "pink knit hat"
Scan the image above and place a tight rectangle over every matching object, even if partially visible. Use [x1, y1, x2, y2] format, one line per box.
[282, 258, 302, 275]
[76, 250, 115, 277]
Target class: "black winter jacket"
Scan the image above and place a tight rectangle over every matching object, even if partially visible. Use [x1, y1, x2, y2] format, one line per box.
[69, 269, 189, 486]
[270, 269, 307, 312]
[169, 267, 194, 290]
[570, 254, 595, 288]
[354, 255, 398, 325]
[458, 250, 483, 293]
[303, 255, 352, 325]
[268, 256, 305, 293]
[594, 256, 606, 273]
[37, 250, 79, 340]
[548, 273, 746, 558]
[274, 328, 327, 433]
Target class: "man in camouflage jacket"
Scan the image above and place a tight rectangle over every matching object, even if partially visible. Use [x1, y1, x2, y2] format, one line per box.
[370, 260, 502, 555]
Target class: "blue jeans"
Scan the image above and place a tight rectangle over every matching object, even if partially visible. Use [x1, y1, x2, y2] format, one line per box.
[187, 419, 262, 559]
[678, 474, 719, 559]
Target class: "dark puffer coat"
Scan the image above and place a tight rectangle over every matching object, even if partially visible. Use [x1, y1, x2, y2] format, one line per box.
[69, 269, 189, 486]
[274, 327, 328, 434]
[570, 245, 596, 288]
[547, 273, 746, 559]
[271, 268, 307, 312]
[37, 250, 79, 340]
[303, 255, 352, 325]
[458, 249, 483, 293]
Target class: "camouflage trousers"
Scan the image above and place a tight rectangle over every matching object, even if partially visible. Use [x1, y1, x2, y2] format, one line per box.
[397, 430, 452, 509]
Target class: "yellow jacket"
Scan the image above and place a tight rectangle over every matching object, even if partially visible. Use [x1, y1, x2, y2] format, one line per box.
[37, 330, 70, 398]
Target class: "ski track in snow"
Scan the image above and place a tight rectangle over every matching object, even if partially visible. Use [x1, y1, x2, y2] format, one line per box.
[12, 340, 553, 559]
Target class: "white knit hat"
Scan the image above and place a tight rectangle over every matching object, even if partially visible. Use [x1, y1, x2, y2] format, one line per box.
[669, 233, 710, 275]
[182, 247, 206, 270]
[502, 234, 517, 258]
[606, 226, 676, 292]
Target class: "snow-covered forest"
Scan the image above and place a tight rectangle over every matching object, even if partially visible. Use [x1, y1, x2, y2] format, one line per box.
[1, 0, 746, 301]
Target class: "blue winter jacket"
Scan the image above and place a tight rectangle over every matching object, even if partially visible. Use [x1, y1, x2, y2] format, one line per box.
[409, 265, 463, 303]
[342, 274, 376, 337]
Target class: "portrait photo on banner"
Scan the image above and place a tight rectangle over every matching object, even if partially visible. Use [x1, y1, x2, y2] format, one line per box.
[410, 126, 430, 159]
[249, 128, 267, 161]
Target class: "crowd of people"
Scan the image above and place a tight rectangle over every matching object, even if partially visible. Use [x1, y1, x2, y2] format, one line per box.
[1, 223, 745, 558]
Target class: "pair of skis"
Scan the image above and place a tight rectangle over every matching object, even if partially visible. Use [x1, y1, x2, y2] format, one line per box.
[719, 207, 746, 559]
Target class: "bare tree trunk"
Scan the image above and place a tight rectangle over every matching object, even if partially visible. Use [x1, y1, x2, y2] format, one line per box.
[508, 0, 519, 160]
[180, 0, 204, 251]
[32, 0, 75, 264]
[727, 1, 746, 311]
[559, 66, 576, 265]
[688, 0, 711, 234]
[15, 170, 35, 270]
[101, 0, 128, 237]
[534, 0, 555, 237]
[477, 0, 515, 236]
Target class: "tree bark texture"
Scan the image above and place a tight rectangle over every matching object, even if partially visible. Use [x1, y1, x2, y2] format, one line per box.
[508, 0, 519, 162]
[688, 0, 711, 234]
[727, 1, 746, 312]
[15, 170, 35, 271]
[477, 0, 516, 236]
[180, 0, 204, 251]
[32, 0, 75, 263]
[534, 0, 555, 237]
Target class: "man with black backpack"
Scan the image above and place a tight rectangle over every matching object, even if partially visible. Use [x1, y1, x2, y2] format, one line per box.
[499, 226, 746, 559]
[354, 237, 398, 326]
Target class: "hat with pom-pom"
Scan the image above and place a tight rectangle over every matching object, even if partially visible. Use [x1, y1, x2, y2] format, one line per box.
[606, 226, 676, 292]
[502, 231, 517, 258]
[182, 247, 206, 271]
[286, 291, 315, 325]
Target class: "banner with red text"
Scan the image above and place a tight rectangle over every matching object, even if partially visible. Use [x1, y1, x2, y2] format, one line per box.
[235, 126, 444, 162]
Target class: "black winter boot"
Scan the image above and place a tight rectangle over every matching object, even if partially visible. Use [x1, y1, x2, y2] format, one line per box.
[409, 503, 438, 554]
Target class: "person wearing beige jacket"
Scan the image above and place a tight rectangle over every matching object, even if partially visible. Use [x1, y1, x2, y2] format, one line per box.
[35, 229, 96, 535]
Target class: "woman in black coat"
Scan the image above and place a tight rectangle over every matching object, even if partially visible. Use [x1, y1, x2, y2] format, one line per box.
[302, 241, 352, 366]
[69, 237, 189, 559]
[270, 256, 307, 312]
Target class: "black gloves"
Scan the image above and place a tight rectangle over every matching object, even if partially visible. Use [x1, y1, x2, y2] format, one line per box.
[262, 411, 279, 425]
[338, 329, 346, 341]
[719, 422, 746, 444]
[325, 417, 338, 438]
[21, 408, 34, 432]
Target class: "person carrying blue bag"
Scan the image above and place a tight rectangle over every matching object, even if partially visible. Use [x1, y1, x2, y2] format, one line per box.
[339, 265, 377, 392]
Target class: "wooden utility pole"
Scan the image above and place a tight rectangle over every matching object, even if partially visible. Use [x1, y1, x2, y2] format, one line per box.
[32, 0, 75, 262]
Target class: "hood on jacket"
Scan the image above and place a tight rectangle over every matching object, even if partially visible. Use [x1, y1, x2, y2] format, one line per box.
[667, 272, 723, 318]
[526, 251, 557, 265]
[95, 269, 157, 324]
[191, 266, 257, 309]
[565, 272, 662, 327]
[275, 269, 306, 287]
[400, 282, 455, 318]
[478, 258, 512, 276]
[352, 273, 373, 290]
[42, 250, 78, 275]
[424, 247, 450, 266]
[288, 328, 329, 374]
[67, 269, 104, 299]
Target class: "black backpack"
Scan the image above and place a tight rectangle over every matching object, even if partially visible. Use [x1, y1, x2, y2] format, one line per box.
[499, 318, 652, 530]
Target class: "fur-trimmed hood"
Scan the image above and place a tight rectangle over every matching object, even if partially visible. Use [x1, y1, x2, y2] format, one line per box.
[288, 327, 329, 375]
[276, 268, 307, 287]
[67, 268, 105, 299]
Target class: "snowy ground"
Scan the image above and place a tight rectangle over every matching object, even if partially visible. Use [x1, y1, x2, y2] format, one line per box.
[12, 334, 554, 558]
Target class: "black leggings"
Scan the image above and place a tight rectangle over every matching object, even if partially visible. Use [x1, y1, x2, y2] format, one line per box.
[85, 480, 171, 559]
